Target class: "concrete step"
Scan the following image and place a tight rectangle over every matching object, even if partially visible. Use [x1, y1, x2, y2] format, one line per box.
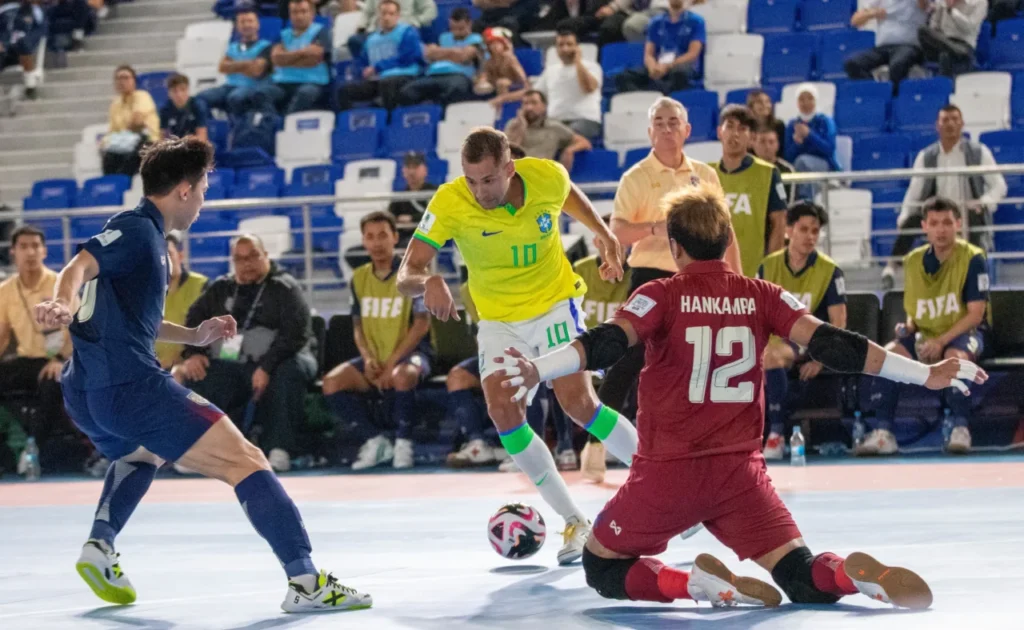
[96, 13, 213, 37]
[0, 112, 107, 134]
[0, 163, 72, 187]
[115, 0, 213, 18]
[46, 63, 170, 82]
[65, 47, 175, 69]
[17, 95, 112, 116]
[0, 130, 82, 152]
[0, 148, 75, 167]
[39, 80, 112, 100]
[77, 32, 180, 53]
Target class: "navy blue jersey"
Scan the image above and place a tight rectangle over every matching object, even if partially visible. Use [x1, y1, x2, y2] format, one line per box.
[65, 199, 170, 390]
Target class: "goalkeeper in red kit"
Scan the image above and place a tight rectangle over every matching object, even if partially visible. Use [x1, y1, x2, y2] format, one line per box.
[494, 183, 986, 609]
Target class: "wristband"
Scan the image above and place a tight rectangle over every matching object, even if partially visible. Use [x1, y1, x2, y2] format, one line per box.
[878, 351, 930, 386]
[533, 345, 581, 382]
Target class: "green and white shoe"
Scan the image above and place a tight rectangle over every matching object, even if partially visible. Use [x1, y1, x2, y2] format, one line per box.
[281, 570, 373, 613]
[75, 539, 136, 605]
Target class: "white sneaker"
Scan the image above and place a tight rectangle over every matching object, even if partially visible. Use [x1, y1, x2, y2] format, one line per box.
[855, 429, 898, 456]
[557, 516, 591, 565]
[76, 539, 136, 605]
[556, 449, 578, 471]
[497, 456, 520, 473]
[269, 448, 291, 472]
[281, 569, 372, 613]
[946, 426, 971, 454]
[687, 553, 782, 607]
[763, 433, 785, 461]
[393, 438, 414, 469]
[446, 438, 497, 468]
[843, 551, 933, 609]
[352, 436, 393, 470]
[580, 442, 607, 483]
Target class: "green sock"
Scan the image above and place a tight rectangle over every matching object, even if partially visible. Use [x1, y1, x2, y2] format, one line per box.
[584, 405, 637, 466]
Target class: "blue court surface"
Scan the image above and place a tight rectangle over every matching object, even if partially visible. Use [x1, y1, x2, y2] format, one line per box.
[1, 456, 1022, 629]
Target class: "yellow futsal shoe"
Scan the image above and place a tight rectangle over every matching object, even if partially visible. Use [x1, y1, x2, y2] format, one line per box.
[75, 539, 137, 605]
[281, 570, 373, 613]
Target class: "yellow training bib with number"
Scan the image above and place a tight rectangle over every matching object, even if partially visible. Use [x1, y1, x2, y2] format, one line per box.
[414, 157, 586, 322]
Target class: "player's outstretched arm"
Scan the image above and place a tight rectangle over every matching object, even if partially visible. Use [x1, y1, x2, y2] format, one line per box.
[495, 319, 639, 403]
[397, 239, 460, 321]
[563, 181, 624, 282]
[35, 250, 100, 328]
[787, 314, 988, 396]
[159, 316, 238, 347]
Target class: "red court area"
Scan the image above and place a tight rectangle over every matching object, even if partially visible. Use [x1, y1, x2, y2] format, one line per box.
[3, 460, 1024, 507]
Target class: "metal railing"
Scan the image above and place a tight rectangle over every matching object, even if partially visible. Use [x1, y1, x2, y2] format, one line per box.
[3, 163, 1024, 309]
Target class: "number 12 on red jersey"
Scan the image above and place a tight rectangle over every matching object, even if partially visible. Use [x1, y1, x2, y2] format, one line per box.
[684, 325, 756, 403]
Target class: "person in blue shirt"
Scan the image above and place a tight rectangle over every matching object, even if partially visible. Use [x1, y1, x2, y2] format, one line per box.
[396, 7, 481, 106]
[844, 0, 928, 94]
[34, 137, 371, 614]
[784, 83, 840, 200]
[159, 73, 209, 142]
[0, 1, 47, 99]
[614, 0, 704, 94]
[197, 7, 273, 121]
[262, 0, 333, 115]
[338, 0, 423, 111]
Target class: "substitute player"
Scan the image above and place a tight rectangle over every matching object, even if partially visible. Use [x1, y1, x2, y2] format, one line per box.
[397, 127, 635, 564]
[34, 138, 370, 614]
[758, 201, 846, 459]
[496, 183, 984, 609]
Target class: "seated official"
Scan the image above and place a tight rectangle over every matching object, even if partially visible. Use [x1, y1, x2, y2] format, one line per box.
[197, 7, 273, 122]
[261, 0, 332, 115]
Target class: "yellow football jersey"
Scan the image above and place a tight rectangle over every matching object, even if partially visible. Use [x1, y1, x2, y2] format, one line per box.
[414, 157, 586, 322]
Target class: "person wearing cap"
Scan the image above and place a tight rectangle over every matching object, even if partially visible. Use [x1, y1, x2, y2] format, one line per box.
[784, 83, 839, 201]
[388, 152, 439, 243]
[396, 7, 483, 106]
[474, 26, 530, 108]
[156, 233, 209, 370]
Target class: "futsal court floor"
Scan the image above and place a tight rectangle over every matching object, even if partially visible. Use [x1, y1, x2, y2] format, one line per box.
[2, 455, 1023, 629]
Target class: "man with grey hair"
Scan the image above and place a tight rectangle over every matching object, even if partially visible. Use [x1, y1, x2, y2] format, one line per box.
[174, 234, 317, 473]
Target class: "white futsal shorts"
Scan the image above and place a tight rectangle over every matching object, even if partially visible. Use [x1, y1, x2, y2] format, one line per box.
[477, 298, 587, 380]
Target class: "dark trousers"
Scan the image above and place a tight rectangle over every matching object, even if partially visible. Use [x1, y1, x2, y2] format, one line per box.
[918, 26, 975, 77]
[890, 206, 990, 262]
[0, 357, 69, 443]
[258, 82, 327, 116]
[337, 76, 415, 112]
[596, 267, 675, 410]
[615, 65, 695, 95]
[187, 355, 316, 453]
[550, 14, 628, 46]
[397, 73, 473, 106]
[197, 84, 264, 119]
[844, 44, 922, 93]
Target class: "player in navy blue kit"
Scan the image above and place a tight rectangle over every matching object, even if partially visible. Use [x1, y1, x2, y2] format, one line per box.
[34, 137, 371, 614]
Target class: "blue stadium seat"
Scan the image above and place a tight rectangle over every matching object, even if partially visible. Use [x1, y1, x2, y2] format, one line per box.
[234, 166, 284, 198]
[623, 147, 649, 170]
[671, 89, 719, 142]
[288, 164, 342, 195]
[191, 212, 235, 233]
[570, 150, 621, 183]
[384, 105, 443, 158]
[279, 163, 343, 252]
[136, 71, 173, 110]
[24, 178, 77, 210]
[725, 86, 780, 105]
[334, 107, 387, 161]
[834, 80, 890, 135]
[497, 101, 521, 129]
[217, 147, 276, 170]
[899, 76, 954, 98]
[207, 119, 230, 154]
[851, 134, 911, 170]
[892, 92, 948, 132]
[259, 16, 283, 41]
[976, 21, 992, 68]
[989, 18, 1024, 71]
[747, 0, 799, 33]
[600, 41, 645, 77]
[76, 175, 130, 207]
[26, 219, 65, 243]
[762, 33, 816, 85]
[71, 216, 112, 240]
[189, 233, 233, 259]
[905, 130, 943, 155]
[23, 196, 70, 210]
[817, 30, 875, 79]
[800, 0, 855, 31]
[393, 157, 448, 190]
[514, 48, 543, 77]
[1013, 72, 1024, 128]
[979, 130, 1024, 165]
[206, 168, 235, 200]
[190, 261, 231, 279]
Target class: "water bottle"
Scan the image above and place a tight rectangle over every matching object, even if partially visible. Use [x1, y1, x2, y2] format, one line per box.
[851, 410, 866, 447]
[790, 427, 806, 467]
[941, 408, 953, 444]
[23, 437, 40, 481]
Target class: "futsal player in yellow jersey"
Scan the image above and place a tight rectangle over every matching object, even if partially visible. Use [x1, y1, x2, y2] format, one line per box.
[399, 128, 635, 565]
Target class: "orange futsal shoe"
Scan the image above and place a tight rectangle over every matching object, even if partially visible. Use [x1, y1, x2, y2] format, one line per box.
[843, 552, 933, 609]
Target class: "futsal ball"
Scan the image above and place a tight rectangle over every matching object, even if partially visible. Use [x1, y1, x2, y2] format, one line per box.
[488, 503, 546, 560]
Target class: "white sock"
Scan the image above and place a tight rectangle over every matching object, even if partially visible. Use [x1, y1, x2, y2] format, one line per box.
[585, 405, 638, 466]
[500, 424, 587, 522]
[291, 573, 319, 593]
[23, 73, 37, 89]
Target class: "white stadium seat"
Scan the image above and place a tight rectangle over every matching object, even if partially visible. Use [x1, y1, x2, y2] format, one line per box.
[952, 72, 1012, 138]
[704, 34, 763, 101]
[184, 20, 233, 44]
[820, 188, 872, 265]
[836, 135, 853, 172]
[444, 102, 495, 127]
[276, 111, 335, 180]
[609, 91, 662, 115]
[335, 159, 397, 216]
[73, 141, 102, 184]
[685, 141, 723, 163]
[175, 37, 226, 91]
[80, 123, 108, 145]
[691, 0, 748, 34]
[332, 12, 361, 62]
[602, 112, 650, 161]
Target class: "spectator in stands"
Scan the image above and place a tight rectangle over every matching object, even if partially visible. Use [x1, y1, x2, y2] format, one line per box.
[322, 212, 433, 470]
[747, 89, 785, 158]
[160, 73, 208, 142]
[532, 28, 603, 139]
[614, 0, 705, 95]
[758, 201, 847, 460]
[753, 123, 796, 203]
[474, 26, 529, 109]
[711, 105, 788, 278]
[102, 65, 159, 177]
[0, 1, 46, 99]
[197, 7, 272, 122]
[472, 0, 540, 41]
[279, 0, 355, 19]
[389, 152, 438, 242]
[504, 89, 591, 172]
[534, 0, 602, 39]
[918, 0, 987, 78]
[882, 104, 1007, 288]
[337, 0, 423, 112]
[347, 0, 437, 60]
[45, 0, 92, 52]
[784, 83, 839, 200]
[396, 7, 482, 107]
[865, 196, 989, 456]
[174, 235, 317, 473]
[602, 0, 663, 44]
[989, 0, 1024, 27]
[844, 0, 927, 93]
[263, 0, 332, 115]
[155, 233, 209, 371]
[0, 227, 75, 470]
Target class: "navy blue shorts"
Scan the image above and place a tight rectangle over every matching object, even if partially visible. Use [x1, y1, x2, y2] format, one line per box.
[349, 351, 432, 382]
[897, 329, 986, 361]
[455, 357, 480, 378]
[63, 372, 224, 462]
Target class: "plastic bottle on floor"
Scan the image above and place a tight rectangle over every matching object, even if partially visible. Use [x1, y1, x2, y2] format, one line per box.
[23, 437, 41, 481]
[790, 427, 806, 467]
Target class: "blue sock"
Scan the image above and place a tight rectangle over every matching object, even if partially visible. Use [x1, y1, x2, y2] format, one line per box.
[871, 377, 899, 432]
[235, 470, 316, 578]
[327, 390, 372, 441]
[765, 368, 788, 435]
[943, 388, 972, 428]
[393, 390, 415, 440]
[89, 460, 157, 547]
[449, 389, 485, 441]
